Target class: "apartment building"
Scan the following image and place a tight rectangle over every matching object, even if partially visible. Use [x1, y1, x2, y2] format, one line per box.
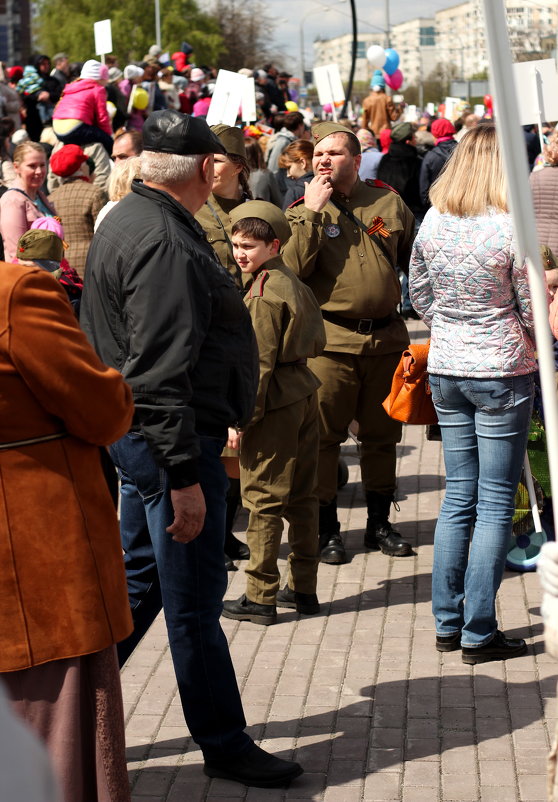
[313, 0, 558, 87]
[0, 0, 31, 64]
[390, 17, 437, 86]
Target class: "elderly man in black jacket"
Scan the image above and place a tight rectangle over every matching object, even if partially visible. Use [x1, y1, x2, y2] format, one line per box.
[81, 110, 303, 789]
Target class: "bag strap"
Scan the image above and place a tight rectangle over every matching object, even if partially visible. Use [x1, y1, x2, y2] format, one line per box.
[328, 197, 394, 269]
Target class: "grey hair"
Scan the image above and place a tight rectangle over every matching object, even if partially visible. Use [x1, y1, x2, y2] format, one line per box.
[140, 151, 205, 184]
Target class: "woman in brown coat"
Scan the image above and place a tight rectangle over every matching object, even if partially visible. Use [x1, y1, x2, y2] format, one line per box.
[0, 258, 134, 802]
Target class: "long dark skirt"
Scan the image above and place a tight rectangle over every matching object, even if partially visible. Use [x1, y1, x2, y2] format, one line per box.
[2, 646, 130, 802]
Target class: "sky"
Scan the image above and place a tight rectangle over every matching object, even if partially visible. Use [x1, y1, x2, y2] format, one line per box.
[266, 0, 460, 72]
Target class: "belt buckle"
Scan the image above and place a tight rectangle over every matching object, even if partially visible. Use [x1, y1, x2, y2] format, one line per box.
[357, 318, 374, 334]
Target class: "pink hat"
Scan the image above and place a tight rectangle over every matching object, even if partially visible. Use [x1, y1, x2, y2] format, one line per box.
[31, 216, 65, 239]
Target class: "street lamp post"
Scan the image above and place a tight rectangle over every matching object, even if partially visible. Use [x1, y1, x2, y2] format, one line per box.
[155, 0, 161, 48]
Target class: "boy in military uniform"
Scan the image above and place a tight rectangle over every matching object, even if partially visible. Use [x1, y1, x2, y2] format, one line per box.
[222, 201, 326, 626]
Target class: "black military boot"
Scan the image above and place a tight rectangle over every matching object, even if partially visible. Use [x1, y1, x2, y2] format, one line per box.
[224, 478, 250, 571]
[364, 491, 412, 557]
[319, 498, 347, 564]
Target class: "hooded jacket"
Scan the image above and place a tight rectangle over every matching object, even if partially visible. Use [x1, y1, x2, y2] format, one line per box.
[53, 79, 112, 136]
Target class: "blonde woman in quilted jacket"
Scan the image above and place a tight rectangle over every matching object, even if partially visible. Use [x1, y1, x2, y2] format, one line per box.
[409, 123, 536, 665]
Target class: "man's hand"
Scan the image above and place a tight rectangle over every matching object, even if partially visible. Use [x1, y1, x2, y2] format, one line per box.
[304, 174, 333, 213]
[38, 91, 50, 102]
[227, 427, 242, 450]
[167, 484, 206, 543]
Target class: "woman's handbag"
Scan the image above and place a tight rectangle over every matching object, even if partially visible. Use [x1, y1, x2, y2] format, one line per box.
[382, 342, 438, 425]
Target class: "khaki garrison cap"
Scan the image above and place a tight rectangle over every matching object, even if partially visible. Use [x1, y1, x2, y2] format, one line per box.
[210, 124, 247, 159]
[311, 121, 360, 150]
[230, 200, 291, 245]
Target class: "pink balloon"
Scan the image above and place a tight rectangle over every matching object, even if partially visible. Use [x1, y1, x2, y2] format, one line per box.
[384, 68, 403, 91]
[323, 103, 332, 113]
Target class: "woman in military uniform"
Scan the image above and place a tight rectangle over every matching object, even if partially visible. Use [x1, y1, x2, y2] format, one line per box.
[195, 124, 252, 569]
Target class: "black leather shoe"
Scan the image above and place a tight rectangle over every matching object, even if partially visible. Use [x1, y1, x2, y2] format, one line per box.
[276, 584, 320, 615]
[204, 741, 303, 787]
[462, 630, 527, 665]
[365, 522, 413, 557]
[224, 553, 238, 572]
[224, 531, 250, 560]
[222, 594, 277, 625]
[319, 532, 347, 564]
[436, 632, 461, 652]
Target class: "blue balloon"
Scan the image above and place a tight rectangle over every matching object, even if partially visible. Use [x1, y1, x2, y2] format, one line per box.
[383, 48, 400, 76]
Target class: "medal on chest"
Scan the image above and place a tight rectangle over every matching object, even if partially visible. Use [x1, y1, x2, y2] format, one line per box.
[325, 223, 341, 238]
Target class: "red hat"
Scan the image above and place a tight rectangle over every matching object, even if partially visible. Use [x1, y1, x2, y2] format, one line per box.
[431, 118, 456, 143]
[8, 65, 23, 82]
[49, 144, 88, 178]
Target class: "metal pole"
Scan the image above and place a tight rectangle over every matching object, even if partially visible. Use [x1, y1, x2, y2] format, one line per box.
[483, 0, 558, 527]
[341, 0, 357, 118]
[384, 0, 390, 48]
[155, 0, 161, 49]
[300, 21, 305, 88]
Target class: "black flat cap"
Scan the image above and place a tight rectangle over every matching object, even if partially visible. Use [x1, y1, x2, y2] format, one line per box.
[143, 110, 226, 156]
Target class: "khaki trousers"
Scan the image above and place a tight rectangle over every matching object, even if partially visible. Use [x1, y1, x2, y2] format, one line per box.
[240, 393, 320, 605]
[309, 351, 403, 503]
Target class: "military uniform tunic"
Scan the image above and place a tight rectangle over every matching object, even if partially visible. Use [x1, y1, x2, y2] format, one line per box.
[195, 193, 244, 286]
[240, 257, 326, 604]
[283, 177, 415, 502]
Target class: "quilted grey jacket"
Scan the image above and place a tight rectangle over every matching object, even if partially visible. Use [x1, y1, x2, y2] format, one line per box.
[409, 207, 537, 378]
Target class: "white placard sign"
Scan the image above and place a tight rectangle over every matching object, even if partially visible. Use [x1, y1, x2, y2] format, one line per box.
[443, 96, 461, 121]
[94, 19, 112, 56]
[241, 77, 256, 124]
[404, 104, 418, 122]
[426, 102, 435, 116]
[313, 64, 345, 107]
[206, 69, 246, 126]
[513, 58, 558, 126]
[474, 104, 485, 117]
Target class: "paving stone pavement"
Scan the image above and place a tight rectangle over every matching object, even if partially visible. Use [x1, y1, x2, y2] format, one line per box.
[122, 321, 557, 802]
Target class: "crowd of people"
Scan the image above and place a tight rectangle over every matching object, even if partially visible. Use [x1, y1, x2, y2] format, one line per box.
[1, 41, 558, 802]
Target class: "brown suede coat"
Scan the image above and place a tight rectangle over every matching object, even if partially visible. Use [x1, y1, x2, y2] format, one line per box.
[0, 262, 134, 672]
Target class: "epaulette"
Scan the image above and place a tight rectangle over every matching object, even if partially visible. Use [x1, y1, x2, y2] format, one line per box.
[248, 269, 270, 298]
[365, 178, 399, 195]
[287, 195, 305, 208]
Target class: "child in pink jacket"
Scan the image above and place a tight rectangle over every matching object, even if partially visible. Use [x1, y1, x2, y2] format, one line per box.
[53, 60, 113, 155]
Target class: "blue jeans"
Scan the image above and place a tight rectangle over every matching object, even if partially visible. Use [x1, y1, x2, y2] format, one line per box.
[429, 373, 534, 647]
[109, 433, 251, 758]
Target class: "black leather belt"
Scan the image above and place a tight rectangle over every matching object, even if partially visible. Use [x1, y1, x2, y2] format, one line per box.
[322, 310, 393, 334]
[277, 358, 307, 367]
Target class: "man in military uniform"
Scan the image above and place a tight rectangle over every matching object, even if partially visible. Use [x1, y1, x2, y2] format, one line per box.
[283, 121, 415, 564]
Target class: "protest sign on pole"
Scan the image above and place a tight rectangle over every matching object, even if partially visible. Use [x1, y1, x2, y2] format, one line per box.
[513, 58, 558, 154]
[241, 77, 257, 124]
[482, 0, 558, 529]
[206, 70, 246, 127]
[313, 64, 344, 122]
[94, 19, 112, 63]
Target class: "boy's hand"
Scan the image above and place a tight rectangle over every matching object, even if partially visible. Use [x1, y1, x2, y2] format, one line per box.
[227, 427, 243, 450]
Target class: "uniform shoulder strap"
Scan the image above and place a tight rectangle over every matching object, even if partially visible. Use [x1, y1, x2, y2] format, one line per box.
[248, 269, 270, 298]
[366, 177, 398, 194]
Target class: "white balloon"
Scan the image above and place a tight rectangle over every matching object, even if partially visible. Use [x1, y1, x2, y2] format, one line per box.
[367, 45, 386, 68]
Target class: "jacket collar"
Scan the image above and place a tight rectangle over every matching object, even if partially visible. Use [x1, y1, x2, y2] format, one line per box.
[131, 179, 207, 240]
